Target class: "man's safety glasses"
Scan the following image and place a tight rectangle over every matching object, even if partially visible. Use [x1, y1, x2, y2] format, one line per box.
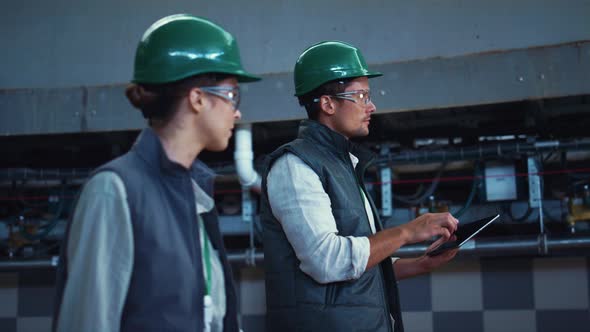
[313, 89, 371, 105]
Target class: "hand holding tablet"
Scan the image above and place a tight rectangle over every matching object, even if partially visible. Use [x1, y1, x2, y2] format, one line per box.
[427, 214, 500, 256]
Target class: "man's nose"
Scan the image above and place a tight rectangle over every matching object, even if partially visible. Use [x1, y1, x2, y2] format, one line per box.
[367, 101, 376, 114]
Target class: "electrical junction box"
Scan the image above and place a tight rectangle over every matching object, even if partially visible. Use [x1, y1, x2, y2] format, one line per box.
[484, 163, 517, 201]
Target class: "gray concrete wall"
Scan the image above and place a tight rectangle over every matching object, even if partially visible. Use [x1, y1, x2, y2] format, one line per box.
[2, 0, 589, 89]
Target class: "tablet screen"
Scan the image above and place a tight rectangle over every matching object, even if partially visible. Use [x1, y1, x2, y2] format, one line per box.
[427, 214, 500, 256]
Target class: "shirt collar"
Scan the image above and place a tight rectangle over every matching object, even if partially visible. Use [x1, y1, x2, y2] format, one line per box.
[191, 179, 215, 214]
[349, 153, 359, 169]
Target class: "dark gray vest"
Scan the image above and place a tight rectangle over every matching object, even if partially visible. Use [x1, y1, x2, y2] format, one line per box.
[261, 120, 404, 332]
[53, 128, 239, 332]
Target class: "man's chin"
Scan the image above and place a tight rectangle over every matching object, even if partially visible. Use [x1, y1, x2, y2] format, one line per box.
[356, 127, 370, 137]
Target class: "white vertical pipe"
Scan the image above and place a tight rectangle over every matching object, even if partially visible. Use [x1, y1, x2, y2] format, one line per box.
[234, 124, 261, 190]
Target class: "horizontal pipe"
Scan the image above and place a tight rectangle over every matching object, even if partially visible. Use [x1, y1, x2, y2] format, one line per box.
[0, 252, 267, 271]
[547, 235, 590, 251]
[396, 234, 590, 258]
[0, 257, 59, 271]
[1, 235, 589, 270]
[2, 140, 589, 185]
[468, 236, 541, 256]
[380, 139, 590, 165]
[227, 250, 264, 266]
[0, 169, 92, 181]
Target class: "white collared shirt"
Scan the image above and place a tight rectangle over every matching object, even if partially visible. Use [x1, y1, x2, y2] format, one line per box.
[266, 152, 376, 284]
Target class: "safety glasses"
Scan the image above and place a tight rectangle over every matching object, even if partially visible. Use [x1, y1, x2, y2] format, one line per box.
[199, 86, 241, 110]
[313, 89, 371, 105]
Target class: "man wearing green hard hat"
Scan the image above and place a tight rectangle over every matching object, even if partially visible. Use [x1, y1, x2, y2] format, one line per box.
[53, 14, 259, 332]
[261, 41, 459, 331]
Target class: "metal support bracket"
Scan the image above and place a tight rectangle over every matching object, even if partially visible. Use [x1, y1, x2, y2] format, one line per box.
[380, 146, 393, 217]
[241, 187, 253, 223]
[527, 156, 544, 233]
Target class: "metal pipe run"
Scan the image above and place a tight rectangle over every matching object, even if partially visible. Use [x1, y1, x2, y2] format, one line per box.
[224, 234, 590, 264]
[1, 235, 589, 270]
[393, 234, 590, 258]
[0, 168, 93, 182]
[379, 139, 590, 165]
[0, 257, 59, 271]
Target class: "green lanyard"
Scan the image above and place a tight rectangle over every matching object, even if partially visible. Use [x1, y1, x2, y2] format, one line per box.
[199, 215, 212, 296]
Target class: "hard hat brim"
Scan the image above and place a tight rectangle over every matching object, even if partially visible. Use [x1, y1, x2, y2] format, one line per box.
[294, 70, 382, 96]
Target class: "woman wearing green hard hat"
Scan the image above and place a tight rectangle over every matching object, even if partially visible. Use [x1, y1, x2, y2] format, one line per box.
[53, 14, 259, 332]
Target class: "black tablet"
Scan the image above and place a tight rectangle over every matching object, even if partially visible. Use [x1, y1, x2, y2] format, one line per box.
[426, 214, 500, 256]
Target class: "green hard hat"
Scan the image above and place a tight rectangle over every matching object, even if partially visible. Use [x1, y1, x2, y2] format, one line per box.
[293, 41, 382, 96]
[132, 14, 260, 84]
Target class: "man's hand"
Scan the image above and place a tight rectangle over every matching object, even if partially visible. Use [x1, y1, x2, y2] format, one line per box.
[393, 243, 459, 280]
[366, 212, 458, 270]
[419, 247, 459, 271]
[401, 212, 459, 246]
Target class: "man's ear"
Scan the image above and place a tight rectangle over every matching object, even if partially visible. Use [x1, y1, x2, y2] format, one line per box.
[318, 95, 336, 116]
[188, 87, 204, 114]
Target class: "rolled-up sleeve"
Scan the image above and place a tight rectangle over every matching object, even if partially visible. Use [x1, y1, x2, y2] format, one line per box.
[267, 153, 370, 284]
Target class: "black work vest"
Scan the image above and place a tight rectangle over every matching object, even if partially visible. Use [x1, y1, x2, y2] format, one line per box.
[260, 120, 404, 332]
[53, 128, 239, 332]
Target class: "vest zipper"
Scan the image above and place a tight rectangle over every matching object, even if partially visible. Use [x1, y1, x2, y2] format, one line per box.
[326, 283, 336, 305]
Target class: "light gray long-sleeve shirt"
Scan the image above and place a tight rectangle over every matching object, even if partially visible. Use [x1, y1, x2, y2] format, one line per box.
[266, 152, 379, 284]
[56, 171, 226, 332]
